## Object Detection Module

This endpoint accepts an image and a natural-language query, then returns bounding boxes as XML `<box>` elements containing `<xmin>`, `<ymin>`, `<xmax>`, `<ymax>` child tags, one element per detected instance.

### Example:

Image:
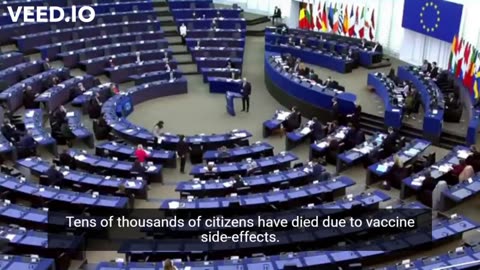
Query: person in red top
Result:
<box><xmin>134</xmin><ymin>144</ymin><xmax>149</xmax><ymax>163</ymax></box>
<box><xmin>110</xmin><ymin>84</ymin><xmax>119</xmax><ymax>95</ymax></box>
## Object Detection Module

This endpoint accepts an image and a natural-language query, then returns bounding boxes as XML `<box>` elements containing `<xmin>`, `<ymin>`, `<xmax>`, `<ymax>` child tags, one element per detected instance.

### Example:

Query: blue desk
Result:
<box><xmin>201</xmin><ymin>67</ymin><xmax>241</xmax><ymax>82</ymax></box>
<box><xmin>310</xmin><ymin>126</ymin><xmax>351</xmax><ymax>159</ymax></box>
<box><xmin>23</xmin><ymin>109</ymin><xmax>57</xmax><ymax>154</ymax></box>
<box><xmin>171</xmin><ymin>8</ymin><xmax>242</xmax><ymax>19</ymax></box>
<box><xmin>265</xmin><ymin>43</ymin><xmax>354</xmax><ymax>74</ymax></box>
<box><xmin>59</xmin><ymin>38</ymin><xmax>168</xmax><ymax>69</ymax></box>
<box><xmin>367</xmin><ymin>139</ymin><xmax>431</xmax><ymax>185</ymax></box>
<box><xmin>177</xmin><ymin>18</ymin><xmax>246</xmax><ymax>30</ymax></box>
<box><xmin>17</xmin><ymin>156</ymin><xmax>147</xmax><ymax>199</ymax></box>
<box><xmin>106</xmin><ymin>59</ymin><xmax>177</xmax><ymax>84</ymax></box>
<box><xmin>0</xmin><ymin>132</ymin><xmax>13</xmax><ymax>156</ymax></box>
<box><xmin>176</xmin><ymin>165</ymin><xmax>320</xmax><ymax>197</ymax></box>
<box><xmin>168</xmin><ymin>0</ymin><xmax>213</xmax><ymax>9</ymax></box>
<box><xmin>265</xmin><ymin>53</ymin><xmax>356</xmax><ymax>117</ymax></box>
<box><xmin>208</xmin><ymin>77</ymin><xmax>242</xmax><ymax>94</ymax></box>
<box><xmin>0</xmin><ymin>52</ymin><xmax>25</xmax><ymax>69</ymax></box>
<box><xmin>0</xmin><ymin>171</ymin><xmax>129</xmax><ymax>212</ymax></box>
<box><xmin>262</xmin><ymin>110</ymin><xmax>292</xmax><ymax>137</ymax></box>
<box><xmin>203</xmin><ymin>142</ymin><xmax>274</xmax><ymax>163</ymax></box>
<box><xmin>225</xmin><ymin>91</ymin><xmax>242</xmax><ymax>116</ymax></box>
<box><xmin>0</xmin><ymin>254</ymin><xmax>54</xmax><ymax>270</ymax></box>
<box><xmin>71</xmin><ymin>83</ymin><xmax>113</xmax><ymax>109</ymax></box>
<box><xmin>190</xmin><ymin>152</ymin><xmax>298</xmax><ymax>179</ymax></box>
<box><xmin>186</xmin><ymin>37</ymin><xmax>245</xmax><ymax>48</ymax></box>
<box><xmin>397</xmin><ymin>66</ymin><xmax>444</xmax><ymax>139</ymax></box>
<box><xmin>38</xmin><ymin>30</ymin><xmax>164</xmax><ymax>60</ymax></box>
<box><xmin>0</xmin><ymin>60</ymin><xmax>45</xmax><ymax>87</ymax></box>
<box><xmin>401</xmin><ymin>146</ymin><xmax>471</xmax><ymax>199</ymax></box>
<box><xmin>81</xmin><ymin>49</ymin><xmax>172</xmax><ymax>76</ymax></box>
<box><xmin>65</xmin><ymin>149</ymin><xmax>163</xmax><ymax>183</ymax></box>
<box><xmin>367</xmin><ymin>73</ymin><xmax>403</xmax><ymax>128</ymax></box>
<box><xmin>336</xmin><ymin>133</ymin><xmax>386</xmax><ymax>173</ymax></box>
<box><xmin>130</xmin><ymin>70</ymin><xmax>182</xmax><ymax>85</ymax></box>
<box><xmin>190</xmin><ymin>46</ymin><xmax>244</xmax><ymax>58</ymax></box>
<box><xmin>187</xmin><ymin>29</ymin><xmax>246</xmax><ymax>38</ymax></box>
<box><xmin>96</xmin><ymin>141</ymin><xmax>176</xmax><ymax>168</ymax></box>
<box><xmin>196</xmin><ymin>57</ymin><xmax>242</xmax><ymax>71</ymax></box>
<box><xmin>66</xmin><ymin>110</ymin><xmax>94</xmax><ymax>147</ymax></box>
<box><xmin>0</xmin><ymin>68</ymin><xmax>69</xmax><ymax>112</ymax></box>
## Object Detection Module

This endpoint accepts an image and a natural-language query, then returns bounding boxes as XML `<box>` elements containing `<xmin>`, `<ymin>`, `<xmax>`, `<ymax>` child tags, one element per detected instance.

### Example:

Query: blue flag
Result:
<box><xmin>402</xmin><ymin>0</ymin><xmax>463</xmax><ymax>42</ymax></box>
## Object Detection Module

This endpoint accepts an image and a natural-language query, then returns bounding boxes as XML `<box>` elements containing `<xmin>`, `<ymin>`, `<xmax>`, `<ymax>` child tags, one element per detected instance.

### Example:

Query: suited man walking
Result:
<box><xmin>241</xmin><ymin>77</ymin><xmax>251</xmax><ymax>112</ymax></box>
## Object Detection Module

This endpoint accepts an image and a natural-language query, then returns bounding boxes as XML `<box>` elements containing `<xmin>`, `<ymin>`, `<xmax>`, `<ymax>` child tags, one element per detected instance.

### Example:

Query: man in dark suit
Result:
<box><xmin>310</xmin><ymin>117</ymin><xmax>325</xmax><ymax>141</ymax></box>
<box><xmin>331</xmin><ymin>97</ymin><xmax>340</xmax><ymax>122</ymax></box>
<box><xmin>371</xmin><ymin>42</ymin><xmax>382</xmax><ymax>52</ymax></box>
<box><xmin>323</xmin><ymin>76</ymin><xmax>335</xmax><ymax>88</ymax></box>
<box><xmin>272</xmin><ymin>6</ymin><xmax>282</xmax><ymax>25</ymax></box>
<box><xmin>45</xmin><ymin>165</ymin><xmax>64</xmax><ymax>185</ymax></box>
<box><xmin>1</xmin><ymin>120</ymin><xmax>21</xmax><ymax>143</ymax></box>
<box><xmin>241</xmin><ymin>77</ymin><xmax>251</xmax><ymax>112</ymax></box>
<box><xmin>177</xmin><ymin>135</ymin><xmax>189</xmax><ymax>173</ymax></box>
<box><xmin>226</xmin><ymin>59</ymin><xmax>235</xmax><ymax>69</ymax></box>
<box><xmin>429</xmin><ymin>62</ymin><xmax>439</xmax><ymax>79</ymax></box>
<box><xmin>17</xmin><ymin>133</ymin><xmax>36</xmax><ymax>158</ymax></box>
<box><xmin>383</xmin><ymin>127</ymin><xmax>398</xmax><ymax>156</ymax></box>
<box><xmin>43</xmin><ymin>58</ymin><xmax>51</xmax><ymax>70</ymax></box>
<box><xmin>360</xmin><ymin>38</ymin><xmax>367</xmax><ymax>49</ymax></box>
<box><xmin>308</xmin><ymin>69</ymin><xmax>319</xmax><ymax>81</ymax></box>
<box><xmin>23</xmin><ymin>85</ymin><xmax>37</xmax><ymax>109</ymax></box>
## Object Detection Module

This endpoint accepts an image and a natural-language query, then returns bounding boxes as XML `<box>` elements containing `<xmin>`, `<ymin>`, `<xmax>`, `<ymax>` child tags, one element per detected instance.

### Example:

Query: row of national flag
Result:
<box><xmin>298</xmin><ymin>0</ymin><xmax>376</xmax><ymax>41</ymax></box>
<box><xmin>448</xmin><ymin>35</ymin><xmax>480</xmax><ymax>99</ymax></box>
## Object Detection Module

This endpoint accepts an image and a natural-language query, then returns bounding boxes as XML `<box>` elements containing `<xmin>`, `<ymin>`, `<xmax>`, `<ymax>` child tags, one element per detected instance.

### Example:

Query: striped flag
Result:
<box><xmin>343</xmin><ymin>4</ymin><xmax>349</xmax><ymax>35</ymax></box>
<box><xmin>474</xmin><ymin>57</ymin><xmax>480</xmax><ymax>99</ymax></box>
<box><xmin>338</xmin><ymin>4</ymin><xmax>344</xmax><ymax>34</ymax></box>
<box><xmin>448</xmin><ymin>35</ymin><xmax>457</xmax><ymax>72</ymax></box>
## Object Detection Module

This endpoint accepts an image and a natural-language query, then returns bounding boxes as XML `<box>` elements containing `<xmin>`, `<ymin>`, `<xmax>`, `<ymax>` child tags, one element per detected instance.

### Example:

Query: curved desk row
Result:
<box><xmin>176</xmin><ymin>165</ymin><xmax>321</xmax><ymax>197</ymax></box>
<box><xmin>176</xmin><ymin>18</ymin><xmax>246</xmax><ymax>30</ymax></box>
<box><xmin>0</xmin><ymin>254</ymin><xmax>54</xmax><ymax>270</ymax></box>
<box><xmin>401</xmin><ymin>146</ymin><xmax>471</xmax><ymax>199</ymax></box>
<box><xmin>96</xmin><ymin>141</ymin><xmax>176</xmax><ymax>168</ymax></box>
<box><xmin>203</xmin><ymin>141</ymin><xmax>274</xmax><ymax>163</ymax></box>
<box><xmin>397</xmin><ymin>66</ymin><xmax>444</xmax><ymax>140</ymax></box>
<box><xmin>81</xmin><ymin>49</ymin><xmax>172</xmax><ymax>76</ymax></box>
<box><xmin>161</xmin><ymin>175</ymin><xmax>354</xmax><ymax>212</ymax></box>
<box><xmin>310</xmin><ymin>126</ymin><xmax>351</xmax><ymax>159</ymax></box>
<box><xmin>0</xmin><ymin>60</ymin><xmax>44</xmax><ymax>87</ymax></box>
<box><xmin>130</xmin><ymin>70</ymin><xmax>183</xmax><ymax>85</ymax></box>
<box><xmin>36</xmin><ymin>75</ymin><xmax>99</xmax><ymax>113</ymax></box>
<box><xmin>186</xmin><ymin>37</ymin><xmax>245</xmax><ymax>48</ymax></box>
<box><xmin>187</xmin><ymin>29</ymin><xmax>246</xmax><ymax>39</ymax></box>
<box><xmin>59</xmin><ymin>38</ymin><xmax>168</xmax><ymax>69</ymax></box>
<box><xmin>0</xmin><ymin>172</ymin><xmax>129</xmax><ymax>213</ymax></box>
<box><xmin>190</xmin><ymin>152</ymin><xmax>298</xmax><ymax>179</ymax></box>
<box><xmin>201</xmin><ymin>68</ymin><xmax>240</xmax><ymax>82</ymax></box>
<box><xmin>71</xmin><ymin>83</ymin><xmax>113</xmax><ymax>108</ymax></box>
<box><xmin>65</xmin><ymin>111</ymin><xmax>94</xmax><ymax>147</ymax></box>
<box><xmin>264</xmin><ymin>52</ymin><xmax>356</xmax><ymax>121</ymax></box>
<box><xmin>38</xmin><ymin>30</ymin><xmax>164</xmax><ymax>61</ymax></box>
<box><xmin>0</xmin><ymin>51</ymin><xmax>25</xmax><ymax>69</ymax></box>
<box><xmin>0</xmin><ymin>68</ymin><xmax>70</xmax><ymax>112</ymax></box>
<box><xmin>367</xmin><ymin>73</ymin><xmax>403</xmax><ymax>128</ymax></box>
<box><xmin>190</xmin><ymin>46</ymin><xmax>244</xmax><ymax>58</ymax></box>
<box><xmin>195</xmin><ymin>57</ymin><xmax>242</xmax><ymax>71</ymax></box>
<box><xmin>17</xmin><ymin>156</ymin><xmax>147</xmax><ymax>199</ymax></box>
<box><xmin>15</xmin><ymin>20</ymin><xmax>161</xmax><ymax>54</ymax></box>
<box><xmin>24</xmin><ymin>109</ymin><xmax>57</xmax><ymax>154</ymax></box>
<box><xmin>171</xmin><ymin>8</ymin><xmax>242</xmax><ymax>19</ymax></box>
<box><xmin>168</xmin><ymin>0</ymin><xmax>212</xmax><ymax>9</ymax></box>
<box><xmin>336</xmin><ymin>133</ymin><xmax>386</xmax><ymax>173</ymax></box>
<box><xmin>106</xmin><ymin>59</ymin><xmax>177</xmax><ymax>84</ymax></box>
<box><xmin>367</xmin><ymin>139</ymin><xmax>431</xmax><ymax>185</ymax></box>
<box><xmin>265</xmin><ymin>43</ymin><xmax>353</xmax><ymax>74</ymax></box>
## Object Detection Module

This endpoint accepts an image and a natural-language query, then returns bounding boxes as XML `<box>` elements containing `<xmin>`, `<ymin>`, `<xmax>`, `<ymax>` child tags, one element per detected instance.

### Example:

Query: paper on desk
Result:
<box><xmin>66</xmin><ymin>112</ymin><xmax>74</xmax><ymax>117</ymax></box>
<box><xmin>25</xmin><ymin>123</ymin><xmax>34</xmax><ymax>129</ymax></box>
<box><xmin>192</xmin><ymin>184</ymin><xmax>202</xmax><ymax>189</ymax></box>
<box><xmin>62</xmin><ymin>171</ymin><xmax>69</xmax><ymax>176</ymax></box>
<box><xmin>276</xmin><ymin>111</ymin><xmax>291</xmax><ymax>121</ymax></box>
<box><xmin>317</xmin><ymin>141</ymin><xmax>328</xmax><ymax>148</ymax></box>
<box><xmin>75</xmin><ymin>155</ymin><xmax>87</xmax><ymax>161</ymax></box>
<box><xmin>223</xmin><ymin>182</ymin><xmax>233</xmax><ymax>188</ymax></box>
<box><xmin>126</xmin><ymin>181</ymin><xmax>136</xmax><ymax>187</ymax></box>
<box><xmin>300</xmin><ymin>127</ymin><xmax>311</xmax><ymax>135</ymax></box>
<box><xmin>25</xmin><ymin>111</ymin><xmax>34</xmax><ymax>118</ymax></box>
<box><xmin>411</xmin><ymin>181</ymin><xmax>422</xmax><ymax>187</ymax></box>
<box><xmin>404</xmin><ymin>148</ymin><xmax>420</xmax><ymax>157</ymax></box>
<box><xmin>438</xmin><ymin>164</ymin><xmax>451</xmax><ymax>173</ymax></box>
<box><xmin>5</xmin><ymin>234</ymin><xmax>16</xmax><ymax>241</ymax></box>
<box><xmin>146</xmin><ymin>166</ymin><xmax>157</xmax><ymax>172</ymax></box>
<box><xmin>335</xmin><ymin>132</ymin><xmax>345</xmax><ymax>139</ymax></box>
<box><xmin>232</xmin><ymin>132</ymin><xmax>247</xmax><ymax>138</ymax></box>
<box><xmin>168</xmin><ymin>201</ymin><xmax>180</xmax><ymax>209</ymax></box>
<box><xmin>376</xmin><ymin>164</ymin><xmax>388</xmax><ymax>173</ymax></box>
<box><xmin>457</xmin><ymin>150</ymin><xmax>471</xmax><ymax>159</ymax></box>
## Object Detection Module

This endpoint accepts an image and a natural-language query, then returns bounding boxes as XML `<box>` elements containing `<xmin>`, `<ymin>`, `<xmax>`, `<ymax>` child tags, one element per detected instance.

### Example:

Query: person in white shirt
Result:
<box><xmin>135</xmin><ymin>51</ymin><xmax>141</xmax><ymax>64</ymax></box>
<box><xmin>165</xmin><ymin>60</ymin><xmax>171</xmax><ymax>72</ymax></box>
<box><xmin>179</xmin><ymin>23</ymin><xmax>187</xmax><ymax>45</ymax></box>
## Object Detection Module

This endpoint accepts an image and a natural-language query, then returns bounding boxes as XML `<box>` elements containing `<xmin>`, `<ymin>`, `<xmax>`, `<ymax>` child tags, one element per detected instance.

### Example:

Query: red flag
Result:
<box><xmin>369</xmin><ymin>9</ymin><xmax>375</xmax><ymax>40</ymax></box>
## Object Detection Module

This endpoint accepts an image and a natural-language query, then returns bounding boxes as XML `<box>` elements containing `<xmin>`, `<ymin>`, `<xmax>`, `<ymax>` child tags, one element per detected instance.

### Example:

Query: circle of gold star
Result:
<box><xmin>419</xmin><ymin>1</ymin><xmax>440</xmax><ymax>32</ymax></box>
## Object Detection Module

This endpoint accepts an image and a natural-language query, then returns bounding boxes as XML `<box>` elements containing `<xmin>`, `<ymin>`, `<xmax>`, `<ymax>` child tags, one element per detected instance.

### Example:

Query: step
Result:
<box><xmin>153</xmin><ymin>0</ymin><xmax>167</xmax><ymax>8</ymax></box>
<box><xmin>174</xmin><ymin>54</ymin><xmax>193</xmax><ymax>63</ymax></box>
<box><xmin>246</xmin><ymin>16</ymin><xmax>271</xmax><ymax>26</ymax></box>
<box><xmin>170</xmin><ymin>44</ymin><xmax>188</xmax><ymax>53</ymax></box>
<box><xmin>177</xmin><ymin>63</ymin><xmax>199</xmax><ymax>74</ymax></box>
<box><xmin>159</xmin><ymin>19</ymin><xmax>176</xmax><ymax>26</ymax></box>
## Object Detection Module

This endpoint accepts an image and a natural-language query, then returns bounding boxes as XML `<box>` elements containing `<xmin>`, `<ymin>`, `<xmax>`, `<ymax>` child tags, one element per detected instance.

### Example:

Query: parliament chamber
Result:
<box><xmin>0</xmin><ymin>0</ymin><xmax>479</xmax><ymax>270</ymax></box>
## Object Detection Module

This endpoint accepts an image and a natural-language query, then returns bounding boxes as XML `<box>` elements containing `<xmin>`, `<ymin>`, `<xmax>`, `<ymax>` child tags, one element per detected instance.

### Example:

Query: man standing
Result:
<box><xmin>177</xmin><ymin>135</ymin><xmax>189</xmax><ymax>174</ymax></box>
<box><xmin>179</xmin><ymin>23</ymin><xmax>187</xmax><ymax>45</ymax></box>
<box><xmin>272</xmin><ymin>6</ymin><xmax>282</xmax><ymax>25</ymax></box>
<box><xmin>241</xmin><ymin>77</ymin><xmax>251</xmax><ymax>113</ymax></box>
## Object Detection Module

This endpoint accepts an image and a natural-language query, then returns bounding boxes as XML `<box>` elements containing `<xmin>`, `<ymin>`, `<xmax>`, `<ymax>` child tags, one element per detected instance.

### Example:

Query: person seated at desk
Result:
<box><xmin>272</xmin><ymin>6</ymin><xmax>282</xmax><ymax>25</ymax></box>
<box><xmin>283</xmin><ymin>106</ymin><xmax>301</xmax><ymax>133</ymax></box>
<box><xmin>363</xmin><ymin>141</ymin><xmax>380</xmax><ymax>168</ymax></box>
<box><xmin>311</xmin><ymin>158</ymin><xmax>330</xmax><ymax>181</ymax></box>
<box><xmin>308</xmin><ymin>69</ymin><xmax>319</xmax><ymax>82</ymax></box>
<box><xmin>131</xmin><ymin>160</ymin><xmax>146</xmax><ymax>179</ymax></box>
<box><xmin>94</xmin><ymin>115</ymin><xmax>110</xmax><ymax>140</ymax></box>
<box><xmin>153</xmin><ymin>120</ymin><xmax>164</xmax><ymax>138</ymax></box>
<box><xmin>49</xmin><ymin>76</ymin><xmax>60</xmax><ymax>88</ymax></box>
<box><xmin>164</xmin><ymin>259</ymin><xmax>178</xmax><ymax>270</ymax></box>
<box><xmin>59</xmin><ymin>149</ymin><xmax>76</xmax><ymax>169</ymax></box>
<box><xmin>428</xmin><ymin>61</ymin><xmax>439</xmax><ymax>79</ymax></box>
<box><xmin>59</xmin><ymin>120</ymin><xmax>74</xmax><ymax>147</ymax></box>
<box><xmin>387</xmin><ymin>68</ymin><xmax>399</xmax><ymax>84</ymax></box>
<box><xmin>165</xmin><ymin>60</ymin><xmax>172</xmax><ymax>72</ymax></box>
<box><xmin>292</xmin><ymin>58</ymin><xmax>302</xmax><ymax>73</ymax></box>
<box><xmin>421</xmin><ymin>59</ymin><xmax>431</xmax><ymax>73</ymax></box>
<box><xmin>88</xmin><ymin>92</ymin><xmax>102</xmax><ymax>119</ymax></box>
<box><xmin>310</xmin><ymin>117</ymin><xmax>325</xmax><ymax>141</ymax></box>
<box><xmin>322</xmin><ymin>76</ymin><xmax>335</xmax><ymax>89</ymax></box>
<box><xmin>192</xmin><ymin>12</ymin><xmax>197</xmax><ymax>18</ymax></box>
<box><xmin>211</xmin><ymin>18</ymin><xmax>218</xmax><ymax>30</ymax></box>
<box><xmin>276</xmin><ymin>23</ymin><xmax>288</xmax><ymax>35</ymax></box>
<box><xmin>346</xmin><ymin>48</ymin><xmax>359</xmax><ymax>63</ymax></box>
<box><xmin>384</xmin><ymin>155</ymin><xmax>408</xmax><ymax>189</ymax></box>
<box><xmin>1</xmin><ymin>120</ymin><xmax>21</xmax><ymax>143</ymax></box>
<box><xmin>43</xmin><ymin>57</ymin><xmax>51</xmax><ymax>70</ymax></box>
<box><xmin>217</xmin><ymin>145</ymin><xmax>230</xmax><ymax>159</ymax></box>
<box><xmin>347</xmin><ymin>105</ymin><xmax>362</xmax><ymax>124</ymax></box>
<box><xmin>23</xmin><ymin>85</ymin><xmax>38</xmax><ymax>109</ymax></box>
<box><xmin>232</xmin><ymin>174</ymin><xmax>247</xmax><ymax>188</ymax></box>
<box><xmin>344</xmin><ymin>123</ymin><xmax>357</xmax><ymax>150</ymax></box>
<box><xmin>110</xmin><ymin>83</ymin><xmax>120</xmax><ymax>95</ymax></box>
<box><xmin>135</xmin><ymin>144</ymin><xmax>150</xmax><ymax>164</ymax></box>
<box><xmin>360</xmin><ymin>38</ymin><xmax>368</xmax><ymax>49</ymax></box>
<box><xmin>286</xmin><ymin>37</ymin><xmax>295</xmax><ymax>47</ymax></box>
<box><xmin>16</xmin><ymin>133</ymin><xmax>36</xmax><ymax>158</ymax></box>
<box><xmin>135</xmin><ymin>51</ymin><xmax>142</xmax><ymax>64</ymax></box>
<box><xmin>204</xmin><ymin>163</ymin><xmax>218</xmax><ymax>179</ymax></box>
<box><xmin>45</xmin><ymin>165</ymin><xmax>63</xmax><ymax>186</ymax></box>
<box><xmin>330</xmin><ymin>97</ymin><xmax>341</xmax><ymax>123</ymax></box>
<box><xmin>51</xmin><ymin>105</ymin><xmax>67</xmax><ymax>130</ymax></box>
<box><xmin>226</xmin><ymin>59</ymin><xmax>235</xmax><ymax>69</ymax></box>
<box><xmin>383</xmin><ymin>127</ymin><xmax>398</xmax><ymax>156</ymax></box>
<box><xmin>179</xmin><ymin>23</ymin><xmax>187</xmax><ymax>45</ymax></box>
<box><xmin>71</xmin><ymin>82</ymin><xmax>86</xmax><ymax>99</ymax></box>
<box><xmin>298</xmin><ymin>63</ymin><xmax>309</xmax><ymax>77</ymax></box>
<box><xmin>326</xmin><ymin>120</ymin><xmax>339</xmax><ymax>134</ymax></box>
<box><xmin>177</xmin><ymin>135</ymin><xmax>189</xmax><ymax>174</ymax></box>
<box><xmin>297</xmin><ymin>38</ymin><xmax>306</xmax><ymax>47</ymax></box>
<box><xmin>108</xmin><ymin>57</ymin><xmax>115</xmax><ymax>68</ymax></box>
<box><xmin>404</xmin><ymin>89</ymin><xmax>416</xmax><ymax>120</ymax></box>
<box><xmin>371</xmin><ymin>41</ymin><xmax>382</xmax><ymax>52</ymax></box>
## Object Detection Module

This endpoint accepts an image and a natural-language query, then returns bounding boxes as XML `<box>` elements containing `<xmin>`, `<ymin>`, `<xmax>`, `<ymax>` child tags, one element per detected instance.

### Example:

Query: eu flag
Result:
<box><xmin>402</xmin><ymin>0</ymin><xmax>463</xmax><ymax>43</ymax></box>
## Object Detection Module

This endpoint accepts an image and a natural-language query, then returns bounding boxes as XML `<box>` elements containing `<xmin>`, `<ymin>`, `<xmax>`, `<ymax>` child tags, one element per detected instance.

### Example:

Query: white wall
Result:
<box><xmin>214</xmin><ymin>0</ymin><xmax>294</xmax><ymax>25</ymax></box>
